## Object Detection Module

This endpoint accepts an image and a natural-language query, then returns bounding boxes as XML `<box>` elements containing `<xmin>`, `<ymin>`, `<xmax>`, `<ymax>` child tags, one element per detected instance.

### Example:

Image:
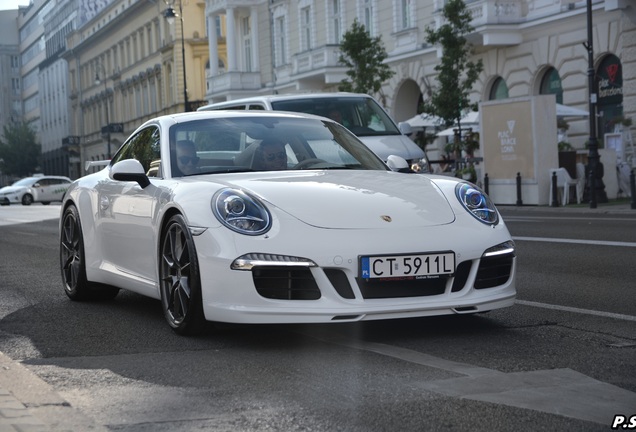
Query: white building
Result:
<box><xmin>204</xmin><ymin>0</ymin><xmax>634</xmax><ymax>154</ymax></box>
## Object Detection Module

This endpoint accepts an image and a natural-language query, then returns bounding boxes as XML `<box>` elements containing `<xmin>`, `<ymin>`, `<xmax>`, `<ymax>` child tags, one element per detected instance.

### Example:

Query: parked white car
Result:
<box><xmin>0</xmin><ymin>175</ymin><xmax>72</xmax><ymax>206</ymax></box>
<box><xmin>59</xmin><ymin>110</ymin><xmax>515</xmax><ymax>335</ymax></box>
<box><xmin>198</xmin><ymin>92</ymin><xmax>430</xmax><ymax>172</ymax></box>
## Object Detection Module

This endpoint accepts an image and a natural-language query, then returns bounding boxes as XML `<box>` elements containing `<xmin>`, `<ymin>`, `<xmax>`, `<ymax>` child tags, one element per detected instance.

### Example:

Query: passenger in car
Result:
<box><xmin>253</xmin><ymin>139</ymin><xmax>288</xmax><ymax>171</ymax></box>
<box><xmin>175</xmin><ymin>139</ymin><xmax>200</xmax><ymax>176</ymax></box>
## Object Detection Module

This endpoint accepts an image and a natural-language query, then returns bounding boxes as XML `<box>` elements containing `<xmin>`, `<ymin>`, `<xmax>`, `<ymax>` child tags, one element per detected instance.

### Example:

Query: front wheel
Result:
<box><xmin>21</xmin><ymin>194</ymin><xmax>33</xmax><ymax>205</ymax></box>
<box><xmin>60</xmin><ymin>205</ymin><xmax>119</xmax><ymax>301</ymax></box>
<box><xmin>159</xmin><ymin>214</ymin><xmax>206</xmax><ymax>335</ymax></box>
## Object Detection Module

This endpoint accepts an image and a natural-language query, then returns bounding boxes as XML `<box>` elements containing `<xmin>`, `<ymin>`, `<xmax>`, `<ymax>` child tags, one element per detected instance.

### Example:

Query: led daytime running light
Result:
<box><xmin>231</xmin><ymin>253</ymin><xmax>317</xmax><ymax>270</ymax></box>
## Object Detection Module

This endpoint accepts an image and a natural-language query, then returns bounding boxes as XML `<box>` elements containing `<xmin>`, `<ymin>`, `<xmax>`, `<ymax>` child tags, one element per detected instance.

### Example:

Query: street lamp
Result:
<box><xmin>94</xmin><ymin>65</ymin><xmax>111</xmax><ymax>158</ymax></box>
<box><xmin>164</xmin><ymin>0</ymin><xmax>190</xmax><ymax>112</ymax></box>
<box><xmin>583</xmin><ymin>0</ymin><xmax>608</xmax><ymax>207</ymax></box>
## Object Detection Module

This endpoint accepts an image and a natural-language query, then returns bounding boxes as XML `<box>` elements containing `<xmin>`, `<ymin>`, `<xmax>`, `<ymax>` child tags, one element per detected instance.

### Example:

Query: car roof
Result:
<box><xmin>198</xmin><ymin>92</ymin><xmax>373</xmax><ymax>110</ymax></box>
<box><xmin>151</xmin><ymin>109</ymin><xmax>333</xmax><ymax>124</ymax></box>
<box><xmin>24</xmin><ymin>175</ymin><xmax>71</xmax><ymax>180</ymax></box>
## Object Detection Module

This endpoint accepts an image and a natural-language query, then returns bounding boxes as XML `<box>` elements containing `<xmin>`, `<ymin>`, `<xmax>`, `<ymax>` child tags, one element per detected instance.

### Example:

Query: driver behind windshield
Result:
<box><xmin>253</xmin><ymin>139</ymin><xmax>288</xmax><ymax>171</ymax></box>
<box><xmin>175</xmin><ymin>139</ymin><xmax>200</xmax><ymax>176</ymax></box>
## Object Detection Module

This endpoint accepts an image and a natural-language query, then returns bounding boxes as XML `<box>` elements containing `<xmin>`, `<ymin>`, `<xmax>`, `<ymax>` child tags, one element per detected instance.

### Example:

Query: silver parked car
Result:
<box><xmin>0</xmin><ymin>175</ymin><xmax>72</xmax><ymax>206</ymax></box>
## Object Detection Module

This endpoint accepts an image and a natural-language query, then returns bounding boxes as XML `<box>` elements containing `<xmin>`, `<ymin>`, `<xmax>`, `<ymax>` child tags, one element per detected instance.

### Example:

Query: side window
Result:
<box><xmin>247</xmin><ymin>104</ymin><xmax>266</xmax><ymax>110</ymax></box>
<box><xmin>222</xmin><ymin>105</ymin><xmax>247</xmax><ymax>110</ymax></box>
<box><xmin>112</xmin><ymin>126</ymin><xmax>161</xmax><ymax>176</ymax></box>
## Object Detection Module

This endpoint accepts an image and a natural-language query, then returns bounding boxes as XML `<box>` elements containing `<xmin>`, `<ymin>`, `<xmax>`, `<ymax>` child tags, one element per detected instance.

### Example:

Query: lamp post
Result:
<box><xmin>583</xmin><ymin>0</ymin><xmax>608</xmax><ymax>207</ymax></box>
<box><xmin>584</xmin><ymin>0</ymin><xmax>599</xmax><ymax>208</ymax></box>
<box><xmin>164</xmin><ymin>0</ymin><xmax>190</xmax><ymax>112</ymax></box>
<box><xmin>94</xmin><ymin>64</ymin><xmax>111</xmax><ymax>159</ymax></box>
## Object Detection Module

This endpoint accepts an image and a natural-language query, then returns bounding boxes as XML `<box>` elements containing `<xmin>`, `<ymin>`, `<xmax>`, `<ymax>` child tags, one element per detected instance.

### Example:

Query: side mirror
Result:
<box><xmin>110</xmin><ymin>159</ymin><xmax>151</xmax><ymax>188</ymax></box>
<box><xmin>386</xmin><ymin>155</ymin><xmax>412</xmax><ymax>173</ymax></box>
<box><xmin>398</xmin><ymin>121</ymin><xmax>413</xmax><ymax>136</ymax></box>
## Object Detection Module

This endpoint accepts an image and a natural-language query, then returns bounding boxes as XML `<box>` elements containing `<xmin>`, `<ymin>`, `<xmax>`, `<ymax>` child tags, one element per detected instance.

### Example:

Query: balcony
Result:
<box><xmin>207</xmin><ymin>71</ymin><xmax>262</xmax><ymax>95</ymax></box>
<box><xmin>434</xmin><ymin>0</ymin><xmax>525</xmax><ymax>46</ymax></box>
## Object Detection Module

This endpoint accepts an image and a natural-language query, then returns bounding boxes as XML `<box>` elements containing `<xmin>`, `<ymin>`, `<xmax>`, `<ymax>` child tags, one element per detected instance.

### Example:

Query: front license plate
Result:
<box><xmin>360</xmin><ymin>252</ymin><xmax>455</xmax><ymax>280</ymax></box>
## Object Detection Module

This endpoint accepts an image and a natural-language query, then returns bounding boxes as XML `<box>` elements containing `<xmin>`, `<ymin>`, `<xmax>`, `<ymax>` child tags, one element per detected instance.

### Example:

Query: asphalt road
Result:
<box><xmin>0</xmin><ymin>203</ymin><xmax>635</xmax><ymax>431</ymax></box>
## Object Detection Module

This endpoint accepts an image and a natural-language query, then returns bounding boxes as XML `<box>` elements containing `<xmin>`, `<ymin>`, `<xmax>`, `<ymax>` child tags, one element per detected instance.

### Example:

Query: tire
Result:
<box><xmin>159</xmin><ymin>214</ymin><xmax>206</xmax><ymax>335</ymax></box>
<box><xmin>22</xmin><ymin>194</ymin><xmax>33</xmax><ymax>205</ymax></box>
<box><xmin>60</xmin><ymin>205</ymin><xmax>119</xmax><ymax>301</ymax></box>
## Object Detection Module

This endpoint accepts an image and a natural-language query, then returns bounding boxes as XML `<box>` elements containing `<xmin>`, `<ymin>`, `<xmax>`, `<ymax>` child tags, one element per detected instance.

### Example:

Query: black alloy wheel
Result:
<box><xmin>160</xmin><ymin>214</ymin><xmax>206</xmax><ymax>335</ymax></box>
<box><xmin>60</xmin><ymin>205</ymin><xmax>119</xmax><ymax>301</ymax></box>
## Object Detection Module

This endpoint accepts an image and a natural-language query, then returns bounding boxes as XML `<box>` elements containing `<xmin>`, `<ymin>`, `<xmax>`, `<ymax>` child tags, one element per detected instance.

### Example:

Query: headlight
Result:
<box><xmin>455</xmin><ymin>182</ymin><xmax>498</xmax><ymax>225</ymax></box>
<box><xmin>410</xmin><ymin>157</ymin><xmax>430</xmax><ymax>173</ymax></box>
<box><xmin>212</xmin><ymin>188</ymin><xmax>271</xmax><ymax>235</ymax></box>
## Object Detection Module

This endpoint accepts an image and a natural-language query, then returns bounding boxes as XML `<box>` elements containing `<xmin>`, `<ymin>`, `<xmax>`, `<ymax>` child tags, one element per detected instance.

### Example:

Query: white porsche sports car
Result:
<box><xmin>60</xmin><ymin>111</ymin><xmax>516</xmax><ymax>335</ymax></box>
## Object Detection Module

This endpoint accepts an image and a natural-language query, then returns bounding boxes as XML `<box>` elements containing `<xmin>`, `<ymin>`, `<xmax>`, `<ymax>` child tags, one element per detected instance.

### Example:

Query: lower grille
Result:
<box><xmin>252</xmin><ymin>267</ymin><xmax>321</xmax><ymax>300</ymax></box>
<box><xmin>474</xmin><ymin>254</ymin><xmax>514</xmax><ymax>289</ymax></box>
<box><xmin>451</xmin><ymin>261</ymin><xmax>472</xmax><ymax>292</ymax></box>
<box><xmin>324</xmin><ymin>269</ymin><xmax>355</xmax><ymax>299</ymax></box>
<box><xmin>355</xmin><ymin>277</ymin><xmax>447</xmax><ymax>299</ymax></box>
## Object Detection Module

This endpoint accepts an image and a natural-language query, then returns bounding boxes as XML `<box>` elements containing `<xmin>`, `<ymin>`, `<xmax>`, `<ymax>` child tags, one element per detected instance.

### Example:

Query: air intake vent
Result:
<box><xmin>252</xmin><ymin>267</ymin><xmax>320</xmax><ymax>300</ymax></box>
<box><xmin>324</xmin><ymin>269</ymin><xmax>355</xmax><ymax>299</ymax></box>
<box><xmin>474</xmin><ymin>254</ymin><xmax>514</xmax><ymax>289</ymax></box>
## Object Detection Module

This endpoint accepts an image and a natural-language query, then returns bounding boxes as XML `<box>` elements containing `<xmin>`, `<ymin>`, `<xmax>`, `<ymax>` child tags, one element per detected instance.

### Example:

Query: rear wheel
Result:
<box><xmin>160</xmin><ymin>214</ymin><xmax>206</xmax><ymax>335</ymax></box>
<box><xmin>60</xmin><ymin>205</ymin><xmax>119</xmax><ymax>301</ymax></box>
<box><xmin>21</xmin><ymin>194</ymin><xmax>33</xmax><ymax>205</ymax></box>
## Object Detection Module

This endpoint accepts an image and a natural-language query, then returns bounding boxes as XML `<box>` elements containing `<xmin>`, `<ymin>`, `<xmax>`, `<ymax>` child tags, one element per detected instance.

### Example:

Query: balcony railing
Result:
<box><xmin>465</xmin><ymin>0</ymin><xmax>525</xmax><ymax>26</ymax></box>
<box><xmin>207</xmin><ymin>71</ymin><xmax>262</xmax><ymax>94</ymax></box>
<box><xmin>292</xmin><ymin>45</ymin><xmax>341</xmax><ymax>76</ymax></box>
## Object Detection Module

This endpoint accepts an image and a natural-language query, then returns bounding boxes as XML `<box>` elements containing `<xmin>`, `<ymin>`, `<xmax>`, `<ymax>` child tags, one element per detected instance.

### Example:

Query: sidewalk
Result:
<box><xmin>0</xmin><ymin>352</ymin><xmax>108</xmax><ymax>432</ymax></box>
<box><xmin>497</xmin><ymin>198</ymin><xmax>636</xmax><ymax>215</ymax></box>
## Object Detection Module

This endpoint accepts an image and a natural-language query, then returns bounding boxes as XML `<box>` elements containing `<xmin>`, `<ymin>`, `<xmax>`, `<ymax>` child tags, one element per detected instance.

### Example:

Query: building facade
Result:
<box><xmin>5</xmin><ymin>0</ymin><xmax>634</xmax><ymax>179</ymax></box>
<box><xmin>62</xmin><ymin>0</ymin><xmax>210</xmax><ymax>176</ymax></box>
<box><xmin>204</xmin><ymin>0</ymin><xmax>634</xmax><ymax>154</ymax></box>
<box><xmin>0</xmin><ymin>10</ymin><xmax>21</xmax><ymax>135</ymax></box>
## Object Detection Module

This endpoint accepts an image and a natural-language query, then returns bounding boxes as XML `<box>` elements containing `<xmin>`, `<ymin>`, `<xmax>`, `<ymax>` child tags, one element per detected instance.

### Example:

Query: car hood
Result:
<box><xmin>358</xmin><ymin>135</ymin><xmax>426</xmax><ymax>161</ymax></box>
<box><xmin>214</xmin><ymin>170</ymin><xmax>455</xmax><ymax>229</ymax></box>
<box><xmin>0</xmin><ymin>186</ymin><xmax>26</xmax><ymax>194</ymax></box>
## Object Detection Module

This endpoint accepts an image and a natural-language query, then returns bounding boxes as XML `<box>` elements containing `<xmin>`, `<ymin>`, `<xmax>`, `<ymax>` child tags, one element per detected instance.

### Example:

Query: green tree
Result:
<box><xmin>338</xmin><ymin>19</ymin><xmax>394</xmax><ymax>95</ymax></box>
<box><xmin>0</xmin><ymin>121</ymin><xmax>41</xmax><ymax>177</ymax></box>
<box><xmin>421</xmin><ymin>0</ymin><xmax>483</xmax><ymax>137</ymax></box>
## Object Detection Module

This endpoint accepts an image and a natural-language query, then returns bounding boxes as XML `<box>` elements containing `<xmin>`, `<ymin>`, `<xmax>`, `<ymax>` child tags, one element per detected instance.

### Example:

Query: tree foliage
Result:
<box><xmin>421</xmin><ymin>0</ymin><xmax>483</xmax><ymax>130</ymax></box>
<box><xmin>0</xmin><ymin>121</ymin><xmax>41</xmax><ymax>177</ymax></box>
<box><xmin>338</xmin><ymin>19</ymin><xmax>395</xmax><ymax>95</ymax></box>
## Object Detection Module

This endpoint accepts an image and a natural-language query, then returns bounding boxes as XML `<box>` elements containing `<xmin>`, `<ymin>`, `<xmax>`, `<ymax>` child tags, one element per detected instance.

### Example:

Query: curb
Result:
<box><xmin>0</xmin><ymin>352</ymin><xmax>108</xmax><ymax>432</ymax></box>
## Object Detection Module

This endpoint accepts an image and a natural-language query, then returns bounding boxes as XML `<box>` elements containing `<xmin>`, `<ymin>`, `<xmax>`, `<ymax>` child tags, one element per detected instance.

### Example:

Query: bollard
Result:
<box><xmin>588</xmin><ymin>166</ymin><xmax>597</xmax><ymax>209</ymax></box>
<box><xmin>516</xmin><ymin>172</ymin><xmax>523</xmax><ymax>206</ymax></box>
<box><xmin>484</xmin><ymin>173</ymin><xmax>489</xmax><ymax>195</ymax></box>
<box><xmin>551</xmin><ymin>171</ymin><xmax>559</xmax><ymax>207</ymax></box>
<box><xmin>631</xmin><ymin>169</ymin><xmax>636</xmax><ymax>210</ymax></box>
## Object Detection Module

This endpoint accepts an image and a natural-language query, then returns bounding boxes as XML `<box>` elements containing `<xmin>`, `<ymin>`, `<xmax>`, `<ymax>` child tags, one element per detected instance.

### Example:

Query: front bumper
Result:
<box><xmin>193</xmin><ymin>215</ymin><xmax>516</xmax><ymax>324</ymax></box>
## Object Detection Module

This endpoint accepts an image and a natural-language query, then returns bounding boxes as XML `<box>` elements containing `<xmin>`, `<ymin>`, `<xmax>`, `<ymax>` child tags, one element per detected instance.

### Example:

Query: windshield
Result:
<box><xmin>12</xmin><ymin>178</ymin><xmax>37</xmax><ymax>187</ymax></box>
<box><xmin>270</xmin><ymin>97</ymin><xmax>401</xmax><ymax>137</ymax></box>
<box><xmin>169</xmin><ymin>116</ymin><xmax>389</xmax><ymax>176</ymax></box>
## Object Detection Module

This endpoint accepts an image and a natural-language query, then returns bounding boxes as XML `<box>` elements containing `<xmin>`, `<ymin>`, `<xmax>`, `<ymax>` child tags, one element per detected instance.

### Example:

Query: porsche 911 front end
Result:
<box><xmin>190</xmin><ymin>170</ymin><xmax>516</xmax><ymax>324</ymax></box>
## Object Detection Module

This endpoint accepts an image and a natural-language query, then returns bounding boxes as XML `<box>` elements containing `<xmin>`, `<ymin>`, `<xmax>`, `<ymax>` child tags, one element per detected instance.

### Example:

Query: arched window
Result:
<box><xmin>489</xmin><ymin>77</ymin><xmax>508</xmax><ymax>100</ymax></box>
<box><xmin>540</xmin><ymin>67</ymin><xmax>563</xmax><ymax>104</ymax></box>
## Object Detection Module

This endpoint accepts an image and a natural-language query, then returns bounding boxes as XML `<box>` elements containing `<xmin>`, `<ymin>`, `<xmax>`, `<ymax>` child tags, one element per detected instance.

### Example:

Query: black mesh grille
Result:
<box><xmin>252</xmin><ymin>267</ymin><xmax>321</xmax><ymax>300</ymax></box>
<box><xmin>355</xmin><ymin>277</ymin><xmax>447</xmax><ymax>299</ymax></box>
<box><xmin>451</xmin><ymin>261</ymin><xmax>472</xmax><ymax>292</ymax></box>
<box><xmin>324</xmin><ymin>269</ymin><xmax>355</xmax><ymax>299</ymax></box>
<box><xmin>474</xmin><ymin>254</ymin><xmax>514</xmax><ymax>289</ymax></box>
